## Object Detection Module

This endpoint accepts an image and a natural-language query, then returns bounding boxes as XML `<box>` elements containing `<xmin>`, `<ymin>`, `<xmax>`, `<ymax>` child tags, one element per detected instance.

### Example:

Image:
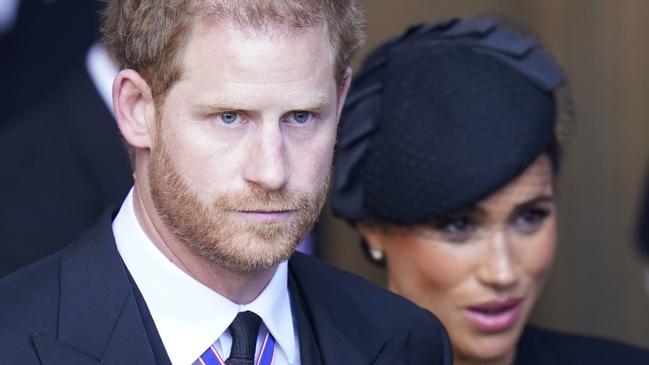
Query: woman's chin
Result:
<box><xmin>455</xmin><ymin>324</ymin><xmax>523</xmax><ymax>363</ymax></box>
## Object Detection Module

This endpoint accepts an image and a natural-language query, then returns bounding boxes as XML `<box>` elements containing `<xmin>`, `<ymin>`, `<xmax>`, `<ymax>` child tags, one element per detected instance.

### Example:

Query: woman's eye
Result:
<box><xmin>289</xmin><ymin>111</ymin><xmax>312</xmax><ymax>124</ymax></box>
<box><xmin>442</xmin><ymin>217</ymin><xmax>474</xmax><ymax>234</ymax></box>
<box><xmin>432</xmin><ymin>216</ymin><xmax>476</xmax><ymax>242</ymax></box>
<box><xmin>513</xmin><ymin>208</ymin><xmax>550</xmax><ymax>232</ymax></box>
<box><xmin>220</xmin><ymin>112</ymin><xmax>239</xmax><ymax>124</ymax></box>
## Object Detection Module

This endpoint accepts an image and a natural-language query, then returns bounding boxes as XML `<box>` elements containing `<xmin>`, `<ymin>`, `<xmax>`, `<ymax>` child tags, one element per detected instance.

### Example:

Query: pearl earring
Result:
<box><xmin>368</xmin><ymin>247</ymin><xmax>384</xmax><ymax>262</ymax></box>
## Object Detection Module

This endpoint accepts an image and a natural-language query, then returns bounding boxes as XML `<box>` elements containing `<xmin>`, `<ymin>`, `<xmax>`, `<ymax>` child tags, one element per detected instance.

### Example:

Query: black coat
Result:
<box><xmin>0</xmin><ymin>65</ymin><xmax>132</xmax><ymax>277</ymax></box>
<box><xmin>514</xmin><ymin>325</ymin><xmax>649</xmax><ymax>364</ymax></box>
<box><xmin>0</xmin><ymin>212</ymin><xmax>453</xmax><ymax>365</ymax></box>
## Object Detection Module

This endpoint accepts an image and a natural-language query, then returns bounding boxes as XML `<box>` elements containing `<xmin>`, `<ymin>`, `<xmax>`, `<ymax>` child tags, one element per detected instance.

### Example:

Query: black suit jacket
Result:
<box><xmin>0</xmin><ymin>212</ymin><xmax>452</xmax><ymax>365</ymax></box>
<box><xmin>0</xmin><ymin>64</ymin><xmax>132</xmax><ymax>277</ymax></box>
<box><xmin>514</xmin><ymin>326</ymin><xmax>649</xmax><ymax>364</ymax></box>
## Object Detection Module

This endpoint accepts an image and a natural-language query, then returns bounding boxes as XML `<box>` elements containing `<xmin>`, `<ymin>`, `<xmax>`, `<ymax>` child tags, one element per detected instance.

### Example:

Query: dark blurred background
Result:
<box><xmin>2</xmin><ymin>0</ymin><xmax>649</xmax><ymax>351</ymax></box>
<box><xmin>0</xmin><ymin>0</ymin><xmax>132</xmax><ymax>276</ymax></box>
<box><xmin>0</xmin><ymin>0</ymin><xmax>101</xmax><ymax>120</ymax></box>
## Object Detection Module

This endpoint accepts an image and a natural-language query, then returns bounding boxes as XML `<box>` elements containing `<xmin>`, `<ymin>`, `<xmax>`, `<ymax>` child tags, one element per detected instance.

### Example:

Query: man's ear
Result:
<box><xmin>113</xmin><ymin>69</ymin><xmax>156</xmax><ymax>149</ymax></box>
<box><xmin>335</xmin><ymin>67</ymin><xmax>353</xmax><ymax>121</ymax></box>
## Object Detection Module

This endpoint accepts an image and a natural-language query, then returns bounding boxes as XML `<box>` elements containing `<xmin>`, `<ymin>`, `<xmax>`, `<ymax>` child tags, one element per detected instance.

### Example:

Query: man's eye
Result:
<box><xmin>220</xmin><ymin>112</ymin><xmax>239</xmax><ymax>124</ymax></box>
<box><xmin>289</xmin><ymin>111</ymin><xmax>312</xmax><ymax>124</ymax></box>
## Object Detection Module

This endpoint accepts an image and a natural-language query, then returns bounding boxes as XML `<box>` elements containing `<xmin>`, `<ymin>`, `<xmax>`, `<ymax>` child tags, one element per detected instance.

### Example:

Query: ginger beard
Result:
<box><xmin>148</xmin><ymin>130</ymin><xmax>330</xmax><ymax>273</ymax></box>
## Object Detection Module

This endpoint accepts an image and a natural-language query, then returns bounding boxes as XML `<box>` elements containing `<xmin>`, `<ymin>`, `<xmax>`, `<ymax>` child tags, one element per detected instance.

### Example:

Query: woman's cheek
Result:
<box><xmin>386</xmin><ymin>237</ymin><xmax>475</xmax><ymax>309</ymax></box>
<box><xmin>520</xmin><ymin>221</ymin><xmax>557</xmax><ymax>282</ymax></box>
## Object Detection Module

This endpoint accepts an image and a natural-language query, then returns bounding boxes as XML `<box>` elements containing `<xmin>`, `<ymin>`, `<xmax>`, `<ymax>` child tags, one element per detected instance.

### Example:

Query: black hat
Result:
<box><xmin>332</xmin><ymin>18</ymin><xmax>566</xmax><ymax>224</ymax></box>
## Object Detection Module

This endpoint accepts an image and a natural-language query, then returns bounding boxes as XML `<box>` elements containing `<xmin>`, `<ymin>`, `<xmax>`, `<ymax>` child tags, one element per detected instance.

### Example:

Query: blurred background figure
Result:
<box><xmin>0</xmin><ymin>0</ymin><xmax>101</xmax><ymax>122</ymax></box>
<box><xmin>331</xmin><ymin>18</ymin><xmax>649</xmax><ymax>365</ymax></box>
<box><xmin>0</xmin><ymin>39</ymin><xmax>132</xmax><ymax>277</ymax></box>
<box><xmin>0</xmin><ymin>0</ymin><xmax>133</xmax><ymax>276</ymax></box>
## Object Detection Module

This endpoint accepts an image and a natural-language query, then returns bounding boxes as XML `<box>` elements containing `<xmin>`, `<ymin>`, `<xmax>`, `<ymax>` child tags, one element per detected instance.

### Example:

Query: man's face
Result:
<box><xmin>148</xmin><ymin>20</ymin><xmax>343</xmax><ymax>272</ymax></box>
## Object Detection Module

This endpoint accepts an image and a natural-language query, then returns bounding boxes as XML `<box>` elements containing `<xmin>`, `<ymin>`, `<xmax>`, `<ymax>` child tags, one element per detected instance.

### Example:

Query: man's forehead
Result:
<box><xmin>164</xmin><ymin>15</ymin><xmax>338</xmax><ymax>112</ymax></box>
<box><xmin>181</xmin><ymin>18</ymin><xmax>335</xmax><ymax>79</ymax></box>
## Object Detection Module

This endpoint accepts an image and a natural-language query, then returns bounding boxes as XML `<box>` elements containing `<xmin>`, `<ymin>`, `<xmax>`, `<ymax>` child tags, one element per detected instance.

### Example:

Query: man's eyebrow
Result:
<box><xmin>299</xmin><ymin>97</ymin><xmax>331</xmax><ymax>110</ymax></box>
<box><xmin>191</xmin><ymin>101</ymin><xmax>245</xmax><ymax>114</ymax></box>
<box><xmin>190</xmin><ymin>97</ymin><xmax>332</xmax><ymax>114</ymax></box>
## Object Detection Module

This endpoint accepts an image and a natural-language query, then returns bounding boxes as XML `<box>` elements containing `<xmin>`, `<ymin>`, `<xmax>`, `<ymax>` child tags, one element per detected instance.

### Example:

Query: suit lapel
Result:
<box><xmin>32</xmin><ymin>213</ymin><xmax>156</xmax><ymax>365</ymax></box>
<box><xmin>288</xmin><ymin>253</ymin><xmax>410</xmax><ymax>365</ymax></box>
<box><xmin>287</xmin><ymin>273</ymin><xmax>324</xmax><ymax>365</ymax></box>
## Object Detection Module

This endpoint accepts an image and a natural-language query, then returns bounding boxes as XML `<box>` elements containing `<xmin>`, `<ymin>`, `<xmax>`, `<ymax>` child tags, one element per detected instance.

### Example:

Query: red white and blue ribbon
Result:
<box><xmin>198</xmin><ymin>330</ymin><xmax>275</xmax><ymax>365</ymax></box>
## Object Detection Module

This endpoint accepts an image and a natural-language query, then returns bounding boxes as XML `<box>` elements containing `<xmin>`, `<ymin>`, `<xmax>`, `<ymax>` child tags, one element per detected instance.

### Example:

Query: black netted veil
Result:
<box><xmin>332</xmin><ymin>18</ymin><xmax>565</xmax><ymax>224</ymax></box>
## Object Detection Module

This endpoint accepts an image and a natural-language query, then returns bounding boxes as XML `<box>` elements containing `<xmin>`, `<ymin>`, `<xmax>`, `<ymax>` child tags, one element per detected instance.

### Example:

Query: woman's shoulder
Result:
<box><xmin>515</xmin><ymin>325</ymin><xmax>649</xmax><ymax>365</ymax></box>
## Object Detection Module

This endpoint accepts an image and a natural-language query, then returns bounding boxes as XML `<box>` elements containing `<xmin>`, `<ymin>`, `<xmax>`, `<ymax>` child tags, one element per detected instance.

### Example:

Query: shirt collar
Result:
<box><xmin>0</xmin><ymin>0</ymin><xmax>19</xmax><ymax>34</ymax></box>
<box><xmin>113</xmin><ymin>188</ymin><xmax>296</xmax><ymax>365</ymax></box>
<box><xmin>239</xmin><ymin>260</ymin><xmax>296</xmax><ymax>363</ymax></box>
<box><xmin>85</xmin><ymin>42</ymin><xmax>118</xmax><ymax>117</ymax></box>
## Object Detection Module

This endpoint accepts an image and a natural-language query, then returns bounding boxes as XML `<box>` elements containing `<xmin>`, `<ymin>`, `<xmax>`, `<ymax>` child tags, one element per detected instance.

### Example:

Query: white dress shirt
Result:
<box><xmin>85</xmin><ymin>42</ymin><xmax>118</xmax><ymax>116</ymax></box>
<box><xmin>0</xmin><ymin>0</ymin><xmax>19</xmax><ymax>34</ymax></box>
<box><xmin>113</xmin><ymin>188</ymin><xmax>300</xmax><ymax>365</ymax></box>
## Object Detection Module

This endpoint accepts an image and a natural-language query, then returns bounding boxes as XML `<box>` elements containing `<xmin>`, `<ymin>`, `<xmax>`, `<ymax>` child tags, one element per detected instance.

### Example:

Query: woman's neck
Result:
<box><xmin>455</xmin><ymin>348</ymin><xmax>516</xmax><ymax>365</ymax></box>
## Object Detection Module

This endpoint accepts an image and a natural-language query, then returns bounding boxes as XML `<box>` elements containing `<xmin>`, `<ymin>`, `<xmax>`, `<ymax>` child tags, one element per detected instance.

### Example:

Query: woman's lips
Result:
<box><xmin>464</xmin><ymin>298</ymin><xmax>523</xmax><ymax>333</ymax></box>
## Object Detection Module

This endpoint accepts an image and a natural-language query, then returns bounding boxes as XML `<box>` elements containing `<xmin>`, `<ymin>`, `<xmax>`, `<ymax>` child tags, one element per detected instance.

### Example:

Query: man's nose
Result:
<box><xmin>241</xmin><ymin>122</ymin><xmax>290</xmax><ymax>191</ymax></box>
<box><xmin>476</xmin><ymin>230</ymin><xmax>519</xmax><ymax>290</ymax></box>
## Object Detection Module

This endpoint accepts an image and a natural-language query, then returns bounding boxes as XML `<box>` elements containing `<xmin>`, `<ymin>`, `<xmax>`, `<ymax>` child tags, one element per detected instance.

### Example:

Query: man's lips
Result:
<box><xmin>234</xmin><ymin>210</ymin><xmax>295</xmax><ymax>222</ymax></box>
<box><xmin>464</xmin><ymin>298</ymin><xmax>523</xmax><ymax>333</ymax></box>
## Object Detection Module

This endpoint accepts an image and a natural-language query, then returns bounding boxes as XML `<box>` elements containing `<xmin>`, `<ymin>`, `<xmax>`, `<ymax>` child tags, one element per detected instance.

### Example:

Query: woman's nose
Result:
<box><xmin>476</xmin><ymin>230</ymin><xmax>519</xmax><ymax>290</ymax></box>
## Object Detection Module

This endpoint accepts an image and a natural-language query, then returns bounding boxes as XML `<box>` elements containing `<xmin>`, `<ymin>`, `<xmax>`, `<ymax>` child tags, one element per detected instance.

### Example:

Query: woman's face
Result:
<box><xmin>361</xmin><ymin>155</ymin><xmax>556</xmax><ymax>364</ymax></box>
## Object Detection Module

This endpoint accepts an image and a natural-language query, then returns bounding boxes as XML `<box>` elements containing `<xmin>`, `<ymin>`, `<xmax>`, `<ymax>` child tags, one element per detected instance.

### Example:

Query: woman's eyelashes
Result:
<box><xmin>510</xmin><ymin>206</ymin><xmax>552</xmax><ymax>234</ymax></box>
<box><xmin>427</xmin><ymin>202</ymin><xmax>553</xmax><ymax>242</ymax></box>
<box><xmin>433</xmin><ymin>214</ymin><xmax>477</xmax><ymax>243</ymax></box>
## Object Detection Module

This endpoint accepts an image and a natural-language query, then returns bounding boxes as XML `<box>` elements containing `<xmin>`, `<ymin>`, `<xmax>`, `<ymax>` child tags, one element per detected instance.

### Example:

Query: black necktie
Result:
<box><xmin>226</xmin><ymin>311</ymin><xmax>262</xmax><ymax>365</ymax></box>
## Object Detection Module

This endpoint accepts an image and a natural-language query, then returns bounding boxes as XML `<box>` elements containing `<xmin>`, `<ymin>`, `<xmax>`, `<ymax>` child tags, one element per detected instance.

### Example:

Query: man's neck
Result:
<box><xmin>131</xmin><ymin>182</ymin><xmax>276</xmax><ymax>304</ymax></box>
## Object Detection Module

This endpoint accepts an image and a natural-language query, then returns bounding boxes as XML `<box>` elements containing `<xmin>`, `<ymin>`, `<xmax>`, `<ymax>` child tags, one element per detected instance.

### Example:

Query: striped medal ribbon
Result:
<box><xmin>198</xmin><ymin>330</ymin><xmax>275</xmax><ymax>365</ymax></box>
